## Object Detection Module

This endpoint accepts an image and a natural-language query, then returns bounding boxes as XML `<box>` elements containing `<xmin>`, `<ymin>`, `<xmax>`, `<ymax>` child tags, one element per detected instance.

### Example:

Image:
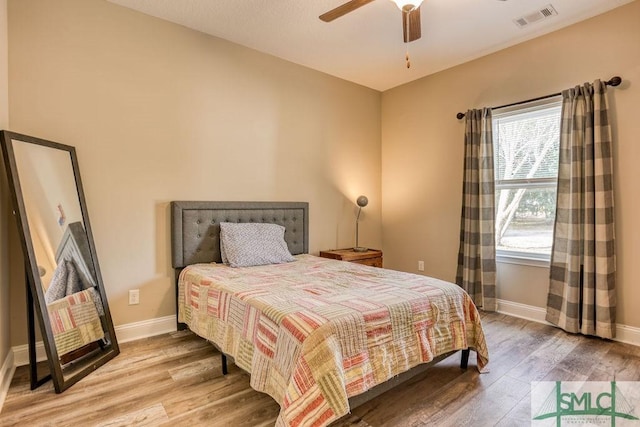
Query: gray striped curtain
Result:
<box><xmin>546</xmin><ymin>80</ymin><xmax>616</xmax><ymax>339</ymax></box>
<box><xmin>456</xmin><ymin>108</ymin><xmax>496</xmax><ymax>312</ymax></box>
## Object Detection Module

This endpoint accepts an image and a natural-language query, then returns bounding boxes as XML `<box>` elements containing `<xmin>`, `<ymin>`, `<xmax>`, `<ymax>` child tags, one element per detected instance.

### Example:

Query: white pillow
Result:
<box><xmin>219</xmin><ymin>222</ymin><xmax>296</xmax><ymax>267</ymax></box>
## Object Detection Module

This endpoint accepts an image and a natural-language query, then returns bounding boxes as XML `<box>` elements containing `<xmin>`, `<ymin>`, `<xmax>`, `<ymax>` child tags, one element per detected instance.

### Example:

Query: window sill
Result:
<box><xmin>496</xmin><ymin>253</ymin><xmax>550</xmax><ymax>268</ymax></box>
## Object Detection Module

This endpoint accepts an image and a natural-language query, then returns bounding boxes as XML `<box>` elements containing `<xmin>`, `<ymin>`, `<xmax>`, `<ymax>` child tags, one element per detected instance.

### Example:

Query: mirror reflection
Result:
<box><xmin>1</xmin><ymin>131</ymin><xmax>118</xmax><ymax>391</ymax></box>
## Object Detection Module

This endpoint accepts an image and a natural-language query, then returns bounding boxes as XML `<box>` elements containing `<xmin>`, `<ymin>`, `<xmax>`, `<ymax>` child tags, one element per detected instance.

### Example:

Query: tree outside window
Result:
<box><xmin>493</xmin><ymin>99</ymin><xmax>561</xmax><ymax>259</ymax></box>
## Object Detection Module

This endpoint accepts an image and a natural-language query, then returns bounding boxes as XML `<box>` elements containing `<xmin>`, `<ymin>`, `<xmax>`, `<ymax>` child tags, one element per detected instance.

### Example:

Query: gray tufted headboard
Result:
<box><xmin>171</xmin><ymin>201</ymin><xmax>309</xmax><ymax>269</ymax></box>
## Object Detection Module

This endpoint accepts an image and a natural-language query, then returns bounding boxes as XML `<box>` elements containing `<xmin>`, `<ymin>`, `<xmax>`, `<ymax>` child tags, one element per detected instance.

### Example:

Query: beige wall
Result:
<box><xmin>5</xmin><ymin>0</ymin><xmax>638</xmax><ymax>352</ymax></box>
<box><xmin>0</xmin><ymin>0</ymin><xmax>9</xmax><ymax>370</ymax></box>
<box><xmin>382</xmin><ymin>1</ymin><xmax>640</xmax><ymax>328</ymax></box>
<box><xmin>7</xmin><ymin>0</ymin><xmax>382</xmax><ymax>345</ymax></box>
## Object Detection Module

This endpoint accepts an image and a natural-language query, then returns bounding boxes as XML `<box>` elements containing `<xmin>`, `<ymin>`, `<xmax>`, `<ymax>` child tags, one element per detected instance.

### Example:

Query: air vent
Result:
<box><xmin>513</xmin><ymin>4</ymin><xmax>558</xmax><ymax>28</ymax></box>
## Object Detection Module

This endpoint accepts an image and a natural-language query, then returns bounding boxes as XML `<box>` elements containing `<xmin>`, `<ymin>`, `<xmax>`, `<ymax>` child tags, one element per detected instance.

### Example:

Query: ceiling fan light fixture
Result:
<box><xmin>391</xmin><ymin>0</ymin><xmax>423</xmax><ymax>11</ymax></box>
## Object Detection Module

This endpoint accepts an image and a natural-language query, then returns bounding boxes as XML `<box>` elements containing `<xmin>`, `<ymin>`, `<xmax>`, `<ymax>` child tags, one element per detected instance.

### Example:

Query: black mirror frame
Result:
<box><xmin>0</xmin><ymin>130</ymin><xmax>119</xmax><ymax>392</ymax></box>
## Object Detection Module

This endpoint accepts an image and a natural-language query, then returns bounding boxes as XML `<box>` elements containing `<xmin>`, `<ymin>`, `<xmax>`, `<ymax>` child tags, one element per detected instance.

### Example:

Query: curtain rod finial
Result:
<box><xmin>606</xmin><ymin>76</ymin><xmax>622</xmax><ymax>87</ymax></box>
<box><xmin>456</xmin><ymin>112</ymin><xmax>466</xmax><ymax>120</ymax></box>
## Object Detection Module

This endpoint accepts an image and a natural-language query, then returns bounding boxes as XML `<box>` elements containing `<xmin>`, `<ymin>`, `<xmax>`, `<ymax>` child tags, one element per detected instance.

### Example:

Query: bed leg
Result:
<box><xmin>460</xmin><ymin>348</ymin><xmax>470</xmax><ymax>369</ymax></box>
<box><xmin>221</xmin><ymin>353</ymin><xmax>228</xmax><ymax>375</ymax></box>
<box><xmin>175</xmin><ymin>268</ymin><xmax>187</xmax><ymax>332</ymax></box>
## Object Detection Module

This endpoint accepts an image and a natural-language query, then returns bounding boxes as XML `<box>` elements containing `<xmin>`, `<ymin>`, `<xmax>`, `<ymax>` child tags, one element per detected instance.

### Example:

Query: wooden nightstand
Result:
<box><xmin>319</xmin><ymin>248</ymin><xmax>383</xmax><ymax>268</ymax></box>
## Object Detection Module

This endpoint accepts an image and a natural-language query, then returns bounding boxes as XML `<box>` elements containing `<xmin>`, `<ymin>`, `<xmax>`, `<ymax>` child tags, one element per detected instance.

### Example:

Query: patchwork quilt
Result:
<box><xmin>178</xmin><ymin>254</ymin><xmax>489</xmax><ymax>427</ymax></box>
<box><xmin>47</xmin><ymin>288</ymin><xmax>104</xmax><ymax>358</ymax></box>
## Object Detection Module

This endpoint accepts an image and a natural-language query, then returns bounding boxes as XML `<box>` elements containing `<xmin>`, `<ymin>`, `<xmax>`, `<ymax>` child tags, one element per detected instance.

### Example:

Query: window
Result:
<box><xmin>493</xmin><ymin>98</ymin><xmax>561</xmax><ymax>262</ymax></box>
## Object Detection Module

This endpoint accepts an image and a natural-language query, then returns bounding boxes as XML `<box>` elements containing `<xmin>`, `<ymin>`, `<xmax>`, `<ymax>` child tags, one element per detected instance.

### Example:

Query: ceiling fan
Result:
<box><xmin>319</xmin><ymin>0</ymin><xmax>424</xmax><ymax>43</ymax></box>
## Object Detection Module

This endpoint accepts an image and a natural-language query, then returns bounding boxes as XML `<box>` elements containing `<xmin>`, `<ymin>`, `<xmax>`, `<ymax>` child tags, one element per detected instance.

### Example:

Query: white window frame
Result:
<box><xmin>492</xmin><ymin>96</ymin><xmax>562</xmax><ymax>267</ymax></box>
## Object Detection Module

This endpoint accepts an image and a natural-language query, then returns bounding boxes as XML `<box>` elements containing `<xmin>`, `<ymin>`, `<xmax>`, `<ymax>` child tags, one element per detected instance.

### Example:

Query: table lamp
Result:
<box><xmin>354</xmin><ymin>195</ymin><xmax>368</xmax><ymax>252</ymax></box>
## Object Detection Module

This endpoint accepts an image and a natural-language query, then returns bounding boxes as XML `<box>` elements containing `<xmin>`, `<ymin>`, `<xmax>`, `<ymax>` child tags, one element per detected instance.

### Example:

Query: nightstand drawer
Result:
<box><xmin>319</xmin><ymin>248</ymin><xmax>383</xmax><ymax>268</ymax></box>
<box><xmin>352</xmin><ymin>257</ymin><xmax>383</xmax><ymax>268</ymax></box>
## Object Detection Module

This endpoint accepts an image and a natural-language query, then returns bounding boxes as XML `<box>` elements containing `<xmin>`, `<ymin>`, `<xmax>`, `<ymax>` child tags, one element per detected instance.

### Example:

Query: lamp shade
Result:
<box><xmin>356</xmin><ymin>195</ymin><xmax>369</xmax><ymax>208</ymax></box>
<box><xmin>391</xmin><ymin>0</ymin><xmax>423</xmax><ymax>11</ymax></box>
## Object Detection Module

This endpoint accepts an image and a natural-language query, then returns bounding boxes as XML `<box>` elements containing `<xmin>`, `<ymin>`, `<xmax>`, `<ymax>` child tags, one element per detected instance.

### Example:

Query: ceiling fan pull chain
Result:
<box><xmin>405</xmin><ymin>11</ymin><xmax>411</xmax><ymax>68</ymax></box>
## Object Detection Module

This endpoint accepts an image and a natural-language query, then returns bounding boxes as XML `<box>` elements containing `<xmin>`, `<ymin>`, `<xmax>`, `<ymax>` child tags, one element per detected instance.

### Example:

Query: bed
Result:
<box><xmin>171</xmin><ymin>201</ymin><xmax>488</xmax><ymax>427</ymax></box>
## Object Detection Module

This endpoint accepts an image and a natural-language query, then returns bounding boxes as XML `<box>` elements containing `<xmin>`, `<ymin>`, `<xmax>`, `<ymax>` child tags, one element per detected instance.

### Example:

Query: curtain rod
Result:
<box><xmin>455</xmin><ymin>76</ymin><xmax>622</xmax><ymax>120</ymax></box>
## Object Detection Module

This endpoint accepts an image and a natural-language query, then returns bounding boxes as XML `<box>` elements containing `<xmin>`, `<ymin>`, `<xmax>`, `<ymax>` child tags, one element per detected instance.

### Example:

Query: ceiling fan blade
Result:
<box><xmin>402</xmin><ymin>6</ymin><xmax>422</xmax><ymax>42</ymax></box>
<box><xmin>319</xmin><ymin>0</ymin><xmax>376</xmax><ymax>22</ymax></box>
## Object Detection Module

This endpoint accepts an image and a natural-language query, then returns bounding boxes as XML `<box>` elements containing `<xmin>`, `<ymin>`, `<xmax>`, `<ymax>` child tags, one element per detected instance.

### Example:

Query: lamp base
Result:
<box><xmin>353</xmin><ymin>247</ymin><xmax>368</xmax><ymax>252</ymax></box>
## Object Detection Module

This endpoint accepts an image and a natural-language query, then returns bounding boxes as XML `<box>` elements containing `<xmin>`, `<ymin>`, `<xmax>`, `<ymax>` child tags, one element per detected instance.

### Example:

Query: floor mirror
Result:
<box><xmin>1</xmin><ymin>130</ymin><xmax>119</xmax><ymax>392</ymax></box>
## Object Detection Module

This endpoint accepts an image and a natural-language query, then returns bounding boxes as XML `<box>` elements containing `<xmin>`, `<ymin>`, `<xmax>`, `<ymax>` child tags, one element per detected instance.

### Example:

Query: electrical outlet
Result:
<box><xmin>418</xmin><ymin>260</ymin><xmax>424</xmax><ymax>271</ymax></box>
<box><xmin>129</xmin><ymin>289</ymin><xmax>140</xmax><ymax>305</ymax></box>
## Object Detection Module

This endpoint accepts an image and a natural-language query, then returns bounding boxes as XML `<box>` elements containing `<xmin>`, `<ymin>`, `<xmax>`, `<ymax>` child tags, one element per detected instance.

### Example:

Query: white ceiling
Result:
<box><xmin>106</xmin><ymin>0</ymin><xmax>634</xmax><ymax>91</ymax></box>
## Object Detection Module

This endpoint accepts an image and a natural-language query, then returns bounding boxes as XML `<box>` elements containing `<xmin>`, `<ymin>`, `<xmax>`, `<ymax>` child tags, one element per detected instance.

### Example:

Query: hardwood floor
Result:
<box><xmin>1</xmin><ymin>312</ymin><xmax>639</xmax><ymax>426</ymax></box>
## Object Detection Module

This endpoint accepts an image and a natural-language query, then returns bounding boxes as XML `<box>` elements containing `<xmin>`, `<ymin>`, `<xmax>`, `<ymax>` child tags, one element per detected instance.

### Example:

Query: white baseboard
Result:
<box><xmin>10</xmin><ymin>341</ymin><xmax>47</xmax><ymax>368</ymax></box>
<box><xmin>0</xmin><ymin>349</ymin><xmax>15</xmax><ymax>414</ymax></box>
<box><xmin>11</xmin><ymin>315</ymin><xmax>177</xmax><ymax>368</ymax></box>
<box><xmin>496</xmin><ymin>299</ymin><xmax>549</xmax><ymax>324</ymax></box>
<box><xmin>114</xmin><ymin>314</ymin><xmax>177</xmax><ymax>344</ymax></box>
<box><xmin>496</xmin><ymin>298</ymin><xmax>640</xmax><ymax>347</ymax></box>
<box><xmin>613</xmin><ymin>323</ymin><xmax>640</xmax><ymax>347</ymax></box>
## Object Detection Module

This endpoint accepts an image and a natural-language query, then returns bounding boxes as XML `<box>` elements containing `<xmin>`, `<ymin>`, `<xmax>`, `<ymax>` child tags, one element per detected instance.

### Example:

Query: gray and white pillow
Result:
<box><xmin>219</xmin><ymin>222</ymin><xmax>295</xmax><ymax>267</ymax></box>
